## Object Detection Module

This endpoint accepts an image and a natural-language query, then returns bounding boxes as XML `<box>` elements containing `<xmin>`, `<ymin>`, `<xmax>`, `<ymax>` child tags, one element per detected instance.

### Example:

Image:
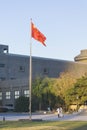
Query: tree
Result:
<box><xmin>32</xmin><ymin>77</ymin><xmax>57</xmax><ymax>111</ymax></box>
<box><xmin>32</xmin><ymin>77</ymin><xmax>44</xmax><ymax>110</ymax></box>
<box><xmin>40</xmin><ymin>77</ymin><xmax>57</xmax><ymax>110</ymax></box>
<box><xmin>15</xmin><ymin>96</ymin><xmax>29</xmax><ymax>112</ymax></box>
<box><xmin>65</xmin><ymin>74</ymin><xmax>87</xmax><ymax>108</ymax></box>
<box><xmin>32</xmin><ymin>72</ymin><xmax>77</xmax><ymax>111</ymax></box>
<box><xmin>52</xmin><ymin>72</ymin><xmax>77</xmax><ymax>100</ymax></box>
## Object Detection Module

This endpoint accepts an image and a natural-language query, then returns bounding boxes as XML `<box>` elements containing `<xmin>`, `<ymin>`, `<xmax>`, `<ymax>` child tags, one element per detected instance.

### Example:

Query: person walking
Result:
<box><xmin>59</xmin><ymin>107</ymin><xmax>63</xmax><ymax>117</ymax></box>
<box><xmin>57</xmin><ymin>107</ymin><xmax>60</xmax><ymax>118</ymax></box>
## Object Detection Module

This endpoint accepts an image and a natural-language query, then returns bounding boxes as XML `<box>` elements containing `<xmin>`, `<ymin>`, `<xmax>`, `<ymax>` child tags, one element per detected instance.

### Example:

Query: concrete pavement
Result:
<box><xmin>0</xmin><ymin>109</ymin><xmax>87</xmax><ymax>121</ymax></box>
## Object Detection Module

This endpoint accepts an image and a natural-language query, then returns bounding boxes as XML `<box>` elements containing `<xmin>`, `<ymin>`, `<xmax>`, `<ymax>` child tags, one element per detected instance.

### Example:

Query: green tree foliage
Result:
<box><xmin>54</xmin><ymin>72</ymin><xmax>76</xmax><ymax>96</ymax></box>
<box><xmin>15</xmin><ymin>96</ymin><xmax>29</xmax><ymax>112</ymax></box>
<box><xmin>52</xmin><ymin>72</ymin><xmax>77</xmax><ymax>108</ymax></box>
<box><xmin>32</xmin><ymin>77</ymin><xmax>44</xmax><ymax>110</ymax></box>
<box><xmin>32</xmin><ymin>72</ymin><xmax>84</xmax><ymax>111</ymax></box>
<box><xmin>14</xmin><ymin>73</ymin><xmax>87</xmax><ymax>112</ymax></box>
<box><xmin>65</xmin><ymin>75</ymin><xmax>87</xmax><ymax>107</ymax></box>
<box><xmin>32</xmin><ymin>77</ymin><xmax>58</xmax><ymax>111</ymax></box>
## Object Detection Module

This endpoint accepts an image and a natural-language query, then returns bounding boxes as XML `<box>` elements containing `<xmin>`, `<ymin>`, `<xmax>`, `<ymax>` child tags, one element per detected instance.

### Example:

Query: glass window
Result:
<box><xmin>0</xmin><ymin>77</ymin><xmax>6</xmax><ymax>81</ymax></box>
<box><xmin>3</xmin><ymin>48</ymin><xmax>8</xmax><ymax>53</ymax></box>
<box><xmin>15</xmin><ymin>91</ymin><xmax>19</xmax><ymax>99</ymax></box>
<box><xmin>0</xmin><ymin>92</ymin><xmax>2</xmax><ymax>100</ymax></box>
<box><xmin>24</xmin><ymin>90</ymin><xmax>29</xmax><ymax>97</ymax></box>
<box><xmin>6</xmin><ymin>91</ymin><xmax>10</xmax><ymax>99</ymax></box>
<box><xmin>43</xmin><ymin>68</ymin><xmax>49</xmax><ymax>74</ymax></box>
<box><xmin>19</xmin><ymin>66</ymin><xmax>25</xmax><ymax>72</ymax></box>
<box><xmin>0</xmin><ymin>63</ymin><xmax>5</xmax><ymax>67</ymax></box>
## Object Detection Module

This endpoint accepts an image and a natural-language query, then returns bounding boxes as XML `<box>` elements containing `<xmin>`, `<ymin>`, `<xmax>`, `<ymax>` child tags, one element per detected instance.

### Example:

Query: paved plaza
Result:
<box><xmin>0</xmin><ymin>109</ymin><xmax>87</xmax><ymax>121</ymax></box>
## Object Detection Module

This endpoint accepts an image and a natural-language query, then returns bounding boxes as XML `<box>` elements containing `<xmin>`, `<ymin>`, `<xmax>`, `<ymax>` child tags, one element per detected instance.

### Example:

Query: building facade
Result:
<box><xmin>0</xmin><ymin>44</ymin><xmax>87</xmax><ymax>109</ymax></box>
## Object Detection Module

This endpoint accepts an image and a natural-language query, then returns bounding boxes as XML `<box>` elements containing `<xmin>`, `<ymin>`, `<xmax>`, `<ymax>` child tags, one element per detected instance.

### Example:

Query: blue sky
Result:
<box><xmin>0</xmin><ymin>0</ymin><xmax>87</xmax><ymax>61</ymax></box>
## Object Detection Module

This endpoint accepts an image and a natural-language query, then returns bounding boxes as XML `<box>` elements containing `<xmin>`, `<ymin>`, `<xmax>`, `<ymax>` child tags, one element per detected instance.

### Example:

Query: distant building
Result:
<box><xmin>0</xmin><ymin>44</ymin><xmax>87</xmax><ymax>109</ymax></box>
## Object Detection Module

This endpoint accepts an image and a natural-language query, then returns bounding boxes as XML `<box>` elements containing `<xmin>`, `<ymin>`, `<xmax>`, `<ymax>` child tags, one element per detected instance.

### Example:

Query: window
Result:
<box><xmin>43</xmin><ymin>68</ymin><xmax>49</xmax><ymax>74</ymax></box>
<box><xmin>19</xmin><ymin>66</ymin><xmax>25</xmax><ymax>72</ymax></box>
<box><xmin>24</xmin><ymin>90</ymin><xmax>29</xmax><ymax>97</ymax></box>
<box><xmin>3</xmin><ymin>48</ymin><xmax>8</xmax><ymax>53</ymax></box>
<box><xmin>0</xmin><ymin>92</ymin><xmax>2</xmax><ymax>100</ymax></box>
<box><xmin>6</xmin><ymin>91</ymin><xmax>10</xmax><ymax>99</ymax></box>
<box><xmin>10</xmin><ymin>77</ymin><xmax>15</xmax><ymax>80</ymax></box>
<box><xmin>15</xmin><ymin>91</ymin><xmax>19</xmax><ymax>99</ymax></box>
<box><xmin>0</xmin><ymin>77</ymin><xmax>6</xmax><ymax>81</ymax></box>
<box><xmin>0</xmin><ymin>63</ymin><xmax>5</xmax><ymax>67</ymax></box>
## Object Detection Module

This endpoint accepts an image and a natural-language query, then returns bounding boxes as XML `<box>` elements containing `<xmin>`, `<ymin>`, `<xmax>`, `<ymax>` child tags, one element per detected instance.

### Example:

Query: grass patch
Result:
<box><xmin>0</xmin><ymin>120</ymin><xmax>87</xmax><ymax>130</ymax></box>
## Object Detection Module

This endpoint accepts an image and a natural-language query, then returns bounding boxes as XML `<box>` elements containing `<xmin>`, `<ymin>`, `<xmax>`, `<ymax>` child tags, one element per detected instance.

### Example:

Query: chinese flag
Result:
<box><xmin>31</xmin><ymin>22</ymin><xmax>46</xmax><ymax>46</ymax></box>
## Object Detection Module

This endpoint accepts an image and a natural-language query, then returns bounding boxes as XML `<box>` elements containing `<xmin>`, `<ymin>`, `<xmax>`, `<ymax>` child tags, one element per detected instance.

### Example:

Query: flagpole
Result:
<box><xmin>29</xmin><ymin>20</ymin><xmax>46</xmax><ymax>120</ymax></box>
<box><xmin>29</xmin><ymin>19</ymin><xmax>32</xmax><ymax>120</ymax></box>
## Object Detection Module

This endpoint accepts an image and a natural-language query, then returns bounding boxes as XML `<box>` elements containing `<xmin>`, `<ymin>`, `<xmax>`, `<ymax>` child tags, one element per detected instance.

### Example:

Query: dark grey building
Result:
<box><xmin>0</xmin><ymin>44</ymin><xmax>87</xmax><ymax>109</ymax></box>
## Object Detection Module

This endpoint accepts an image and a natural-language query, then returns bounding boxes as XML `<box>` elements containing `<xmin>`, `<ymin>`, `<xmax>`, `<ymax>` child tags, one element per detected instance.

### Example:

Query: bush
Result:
<box><xmin>14</xmin><ymin>96</ymin><xmax>29</xmax><ymax>112</ymax></box>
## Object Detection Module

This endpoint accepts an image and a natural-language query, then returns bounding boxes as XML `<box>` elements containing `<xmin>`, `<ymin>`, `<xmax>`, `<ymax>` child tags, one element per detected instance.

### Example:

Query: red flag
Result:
<box><xmin>31</xmin><ymin>22</ymin><xmax>46</xmax><ymax>46</ymax></box>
